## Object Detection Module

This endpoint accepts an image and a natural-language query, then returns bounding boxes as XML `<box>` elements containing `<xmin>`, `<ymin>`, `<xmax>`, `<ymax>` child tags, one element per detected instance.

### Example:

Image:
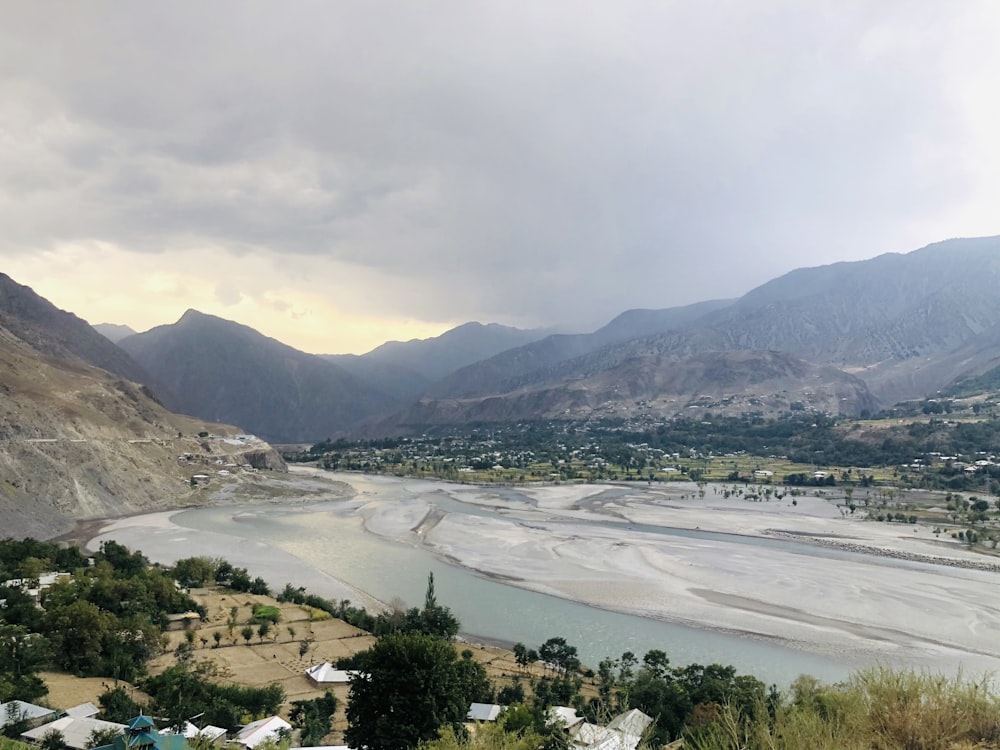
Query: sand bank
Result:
<box><xmin>84</xmin><ymin>470</ymin><xmax>1000</xmax><ymax>676</ymax></box>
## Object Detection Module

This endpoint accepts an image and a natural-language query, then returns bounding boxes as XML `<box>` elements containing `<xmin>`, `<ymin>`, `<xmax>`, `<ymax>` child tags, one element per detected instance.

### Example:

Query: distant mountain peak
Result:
<box><xmin>119</xmin><ymin>310</ymin><xmax>389</xmax><ymax>442</ymax></box>
<box><xmin>356</xmin><ymin>320</ymin><xmax>550</xmax><ymax>383</ymax></box>
<box><xmin>178</xmin><ymin>308</ymin><xmax>215</xmax><ymax>323</ymax></box>
<box><xmin>93</xmin><ymin>322</ymin><xmax>138</xmax><ymax>343</ymax></box>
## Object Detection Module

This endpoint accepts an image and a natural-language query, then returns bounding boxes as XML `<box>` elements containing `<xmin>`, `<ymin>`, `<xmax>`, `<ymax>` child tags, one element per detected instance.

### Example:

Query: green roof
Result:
<box><xmin>94</xmin><ymin>717</ymin><xmax>193</xmax><ymax>750</ymax></box>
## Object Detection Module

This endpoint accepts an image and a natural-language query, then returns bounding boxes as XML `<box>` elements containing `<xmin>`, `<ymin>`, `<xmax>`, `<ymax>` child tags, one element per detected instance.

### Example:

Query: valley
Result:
<box><xmin>7</xmin><ymin>239</ymin><xmax>1000</xmax><ymax>692</ymax></box>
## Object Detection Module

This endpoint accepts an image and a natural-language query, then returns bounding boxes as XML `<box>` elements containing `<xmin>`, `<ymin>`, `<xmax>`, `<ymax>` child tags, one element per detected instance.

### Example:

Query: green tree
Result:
<box><xmin>40</xmin><ymin>730</ymin><xmax>67</xmax><ymax>750</ymax></box>
<box><xmin>627</xmin><ymin>664</ymin><xmax>691</xmax><ymax>744</ymax></box>
<box><xmin>44</xmin><ymin>600</ymin><xmax>112</xmax><ymax>675</ymax></box>
<box><xmin>0</xmin><ymin>625</ymin><xmax>50</xmax><ymax>702</ymax></box>
<box><xmin>290</xmin><ymin>692</ymin><xmax>337</xmax><ymax>747</ymax></box>
<box><xmin>299</xmin><ymin>637</ymin><xmax>315</xmax><ymax>659</ymax></box>
<box><xmin>241</xmin><ymin>626</ymin><xmax>254</xmax><ymax>646</ymax></box>
<box><xmin>512</xmin><ymin>643</ymin><xmax>529</xmax><ymax>672</ymax></box>
<box><xmin>98</xmin><ymin>685</ymin><xmax>145</xmax><ymax>723</ymax></box>
<box><xmin>86</xmin><ymin>727</ymin><xmax>122</xmax><ymax>749</ymax></box>
<box><xmin>538</xmin><ymin>637</ymin><xmax>579</xmax><ymax>676</ymax></box>
<box><xmin>456</xmin><ymin>650</ymin><xmax>493</xmax><ymax>704</ymax></box>
<box><xmin>418</xmin><ymin>573</ymin><xmax>460</xmax><ymax>639</ymax></box>
<box><xmin>172</xmin><ymin>557</ymin><xmax>216</xmax><ymax>587</ymax></box>
<box><xmin>345</xmin><ymin>633</ymin><xmax>476</xmax><ymax>750</ymax></box>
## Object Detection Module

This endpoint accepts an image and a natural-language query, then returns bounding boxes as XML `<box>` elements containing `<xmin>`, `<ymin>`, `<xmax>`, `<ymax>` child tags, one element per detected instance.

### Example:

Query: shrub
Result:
<box><xmin>252</xmin><ymin>605</ymin><xmax>281</xmax><ymax>624</ymax></box>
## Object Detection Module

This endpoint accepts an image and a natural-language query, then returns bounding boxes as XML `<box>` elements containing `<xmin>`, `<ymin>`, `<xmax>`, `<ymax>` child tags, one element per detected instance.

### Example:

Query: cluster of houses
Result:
<box><xmin>467</xmin><ymin>702</ymin><xmax>655</xmax><ymax>750</ymax></box>
<box><xmin>3</xmin><ymin>640</ymin><xmax>656</xmax><ymax>750</ymax></box>
<box><xmin>1</xmin><ymin>572</ymin><xmax>71</xmax><ymax>604</ymax></box>
<box><xmin>1</xmin><ymin>700</ymin><xmax>293</xmax><ymax>750</ymax></box>
<box><xmin>303</xmin><ymin>663</ymin><xmax>659</xmax><ymax>750</ymax></box>
<box><xmin>3</xmin><ymin>663</ymin><xmax>659</xmax><ymax>750</ymax></box>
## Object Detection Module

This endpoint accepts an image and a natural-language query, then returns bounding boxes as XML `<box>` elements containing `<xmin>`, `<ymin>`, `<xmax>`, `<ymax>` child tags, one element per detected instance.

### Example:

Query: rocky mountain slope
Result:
<box><xmin>0</xmin><ymin>273</ymin><xmax>158</xmax><ymax>393</ymax></box>
<box><xmin>352</xmin><ymin>321</ymin><xmax>549</xmax><ymax>381</ymax></box>
<box><xmin>389</xmin><ymin>236</ymin><xmax>1000</xmax><ymax>430</ymax></box>
<box><xmin>323</xmin><ymin>321</ymin><xmax>549</xmax><ymax>401</ymax></box>
<box><xmin>119</xmin><ymin>310</ymin><xmax>391</xmax><ymax>443</ymax></box>
<box><xmin>377</xmin><ymin>350</ymin><xmax>877</xmax><ymax>432</ymax></box>
<box><xmin>100</xmin><ymin>235</ymin><xmax>1000</xmax><ymax>439</ymax></box>
<box><xmin>425</xmin><ymin>298</ymin><xmax>732</xmax><ymax>399</ymax></box>
<box><xmin>0</xmin><ymin>295</ymin><xmax>286</xmax><ymax>539</ymax></box>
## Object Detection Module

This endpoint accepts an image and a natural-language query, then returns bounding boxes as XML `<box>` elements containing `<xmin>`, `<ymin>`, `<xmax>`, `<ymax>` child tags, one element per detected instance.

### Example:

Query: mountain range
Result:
<box><xmin>8</xmin><ymin>235</ymin><xmax>1000</xmax><ymax>452</ymax></box>
<box><xmin>100</xmin><ymin>235</ymin><xmax>1000</xmax><ymax>440</ymax></box>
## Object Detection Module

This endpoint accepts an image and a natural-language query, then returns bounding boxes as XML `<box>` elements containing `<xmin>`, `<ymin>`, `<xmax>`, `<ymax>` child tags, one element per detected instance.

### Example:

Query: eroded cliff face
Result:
<box><xmin>0</xmin><ymin>327</ymin><xmax>286</xmax><ymax>539</ymax></box>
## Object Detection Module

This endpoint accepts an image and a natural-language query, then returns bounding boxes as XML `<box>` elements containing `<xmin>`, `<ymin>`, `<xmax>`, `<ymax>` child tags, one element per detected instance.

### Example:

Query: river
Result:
<box><xmin>89</xmin><ymin>468</ymin><xmax>1000</xmax><ymax>686</ymax></box>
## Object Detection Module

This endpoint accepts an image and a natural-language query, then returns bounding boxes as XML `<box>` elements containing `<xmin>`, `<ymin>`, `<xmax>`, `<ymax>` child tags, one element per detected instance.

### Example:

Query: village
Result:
<box><xmin>1</xmin><ymin>566</ymin><xmax>658</xmax><ymax>750</ymax></box>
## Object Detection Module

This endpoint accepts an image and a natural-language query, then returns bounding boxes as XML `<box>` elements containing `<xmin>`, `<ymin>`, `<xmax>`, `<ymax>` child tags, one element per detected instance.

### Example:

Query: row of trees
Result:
<box><xmin>277</xmin><ymin>573</ymin><xmax>459</xmax><ymax>640</ymax></box>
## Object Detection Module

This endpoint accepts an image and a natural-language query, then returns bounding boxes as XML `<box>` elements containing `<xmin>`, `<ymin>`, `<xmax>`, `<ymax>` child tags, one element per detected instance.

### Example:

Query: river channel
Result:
<box><xmin>158</xmin><ymin>470</ymin><xmax>865</xmax><ymax>685</ymax></box>
<box><xmin>90</xmin><ymin>469</ymin><xmax>1000</xmax><ymax>686</ymax></box>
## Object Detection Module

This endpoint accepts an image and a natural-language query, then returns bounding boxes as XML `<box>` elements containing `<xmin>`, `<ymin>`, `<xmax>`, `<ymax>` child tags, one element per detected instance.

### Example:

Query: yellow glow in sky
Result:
<box><xmin>5</xmin><ymin>243</ymin><xmax>454</xmax><ymax>355</ymax></box>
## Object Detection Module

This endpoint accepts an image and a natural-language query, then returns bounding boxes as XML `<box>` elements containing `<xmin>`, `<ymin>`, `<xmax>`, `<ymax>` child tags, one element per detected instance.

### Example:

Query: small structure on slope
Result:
<box><xmin>233</xmin><ymin>716</ymin><xmax>292</xmax><ymax>749</ymax></box>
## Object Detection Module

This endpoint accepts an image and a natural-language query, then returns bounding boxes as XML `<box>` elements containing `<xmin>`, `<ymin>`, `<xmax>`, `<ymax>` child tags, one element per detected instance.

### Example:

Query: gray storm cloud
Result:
<box><xmin>0</xmin><ymin>1</ymin><xmax>996</xmax><ymax>331</ymax></box>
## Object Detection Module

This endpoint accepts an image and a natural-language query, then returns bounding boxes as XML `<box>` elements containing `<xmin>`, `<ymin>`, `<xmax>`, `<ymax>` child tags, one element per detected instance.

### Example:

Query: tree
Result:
<box><xmin>456</xmin><ymin>650</ymin><xmax>493</xmax><ymax>704</ymax></box>
<box><xmin>0</xmin><ymin>625</ymin><xmax>50</xmax><ymax>702</ymax></box>
<box><xmin>86</xmin><ymin>727</ymin><xmax>122</xmax><ymax>749</ymax></box>
<box><xmin>241</xmin><ymin>626</ymin><xmax>254</xmax><ymax>646</ymax></box>
<box><xmin>98</xmin><ymin>685</ymin><xmax>145</xmax><ymax>723</ymax></box>
<box><xmin>172</xmin><ymin>557</ymin><xmax>217</xmax><ymax>587</ymax></box>
<box><xmin>40</xmin><ymin>730</ymin><xmax>67</xmax><ymax>750</ymax></box>
<box><xmin>229</xmin><ymin>568</ymin><xmax>252</xmax><ymax>592</ymax></box>
<box><xmin>44</xmin><ymin>600</ymin><xmax>112</xmax><ymax>675</ymax></box>
<box><xmin>512</xmin><ymin>643</ymin><xmax>529</xmax><ymax>672</ymax></box>
<box><xmin>290</xmin><ymin>692</ymin><xmax>337</xmax><ymax>747</ymax></box>
<box><xmin>418</xmin><ymin>573</ymin><xmax>460</xmax><ymax>639</ymax></box>
<box><xmin>345</xmin><ymin>633</ymin><xmax>474</xmax><ymax>750</ymax></box>
<box><xmin>538</xmin><ymin>637</ymin><xmax>579</xmax><ymax>676</ymax></box>
<box><xmin>496</xmin><ymin>679</ymin><xmax>525</xmax><ymax>705</ymax></box>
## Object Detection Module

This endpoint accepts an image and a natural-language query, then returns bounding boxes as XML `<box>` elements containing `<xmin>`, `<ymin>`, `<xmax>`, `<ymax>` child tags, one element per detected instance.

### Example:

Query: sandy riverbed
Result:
<box><xmin>85</xmin><ymin>470</ymin><xmax>1000</xmax><ymax>677</ymax></box>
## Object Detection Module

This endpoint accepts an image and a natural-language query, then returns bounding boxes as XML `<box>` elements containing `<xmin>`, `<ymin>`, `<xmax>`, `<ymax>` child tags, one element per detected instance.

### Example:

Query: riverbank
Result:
<box><xmin>79</xmin><ymin>469</ymin><xmax>1000</xmax><ymax>681</ymax></box>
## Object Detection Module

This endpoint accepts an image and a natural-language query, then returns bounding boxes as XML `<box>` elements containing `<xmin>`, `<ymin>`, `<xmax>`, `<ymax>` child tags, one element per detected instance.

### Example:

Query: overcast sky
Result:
<box><xmin>2</xmin><ymin>2</ymin><xmax>999</xmax><ymax>354</ymax></box>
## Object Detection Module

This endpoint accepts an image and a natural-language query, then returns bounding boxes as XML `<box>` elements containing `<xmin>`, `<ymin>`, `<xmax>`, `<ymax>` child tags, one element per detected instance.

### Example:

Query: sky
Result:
<box><xmin>2</xmin><ymin>2</ymin><xmax>999</xmax><ymax>355</ymax></box>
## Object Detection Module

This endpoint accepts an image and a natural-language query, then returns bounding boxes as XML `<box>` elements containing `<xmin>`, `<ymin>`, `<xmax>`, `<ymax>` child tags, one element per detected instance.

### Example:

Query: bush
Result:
<box><xmin>253</xmin><ymin>605</ymin><xmax>281</xmax><ymax>624</ymax></box>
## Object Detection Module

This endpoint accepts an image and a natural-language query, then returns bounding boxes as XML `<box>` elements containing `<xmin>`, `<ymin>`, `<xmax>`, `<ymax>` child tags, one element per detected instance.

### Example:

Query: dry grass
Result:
<box><xmin>686</xmin><ymin>667</ymin><xmax>1000</xmax><ymax>750</ymax></box>
<box><xmin>39</xmin><ymin>673</ymin><xmax>149</xmax><ymax>713</ymax></box>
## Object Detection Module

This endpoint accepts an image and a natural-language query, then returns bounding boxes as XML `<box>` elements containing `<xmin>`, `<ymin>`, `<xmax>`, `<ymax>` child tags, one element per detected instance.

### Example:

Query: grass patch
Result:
<box><xmin>686</xmin><ymin>667</ymin><xmax>1000</xmax><ymax>750</ymax></box>
<box><xmin>252</xmin><ymin>604</ymin><xmax>281</xmax><ymax>623</ymax></box>
<box><xmin>303</xmin><ymin>605</ymin><xmax>332</xmax><ymax>621</ymax></box>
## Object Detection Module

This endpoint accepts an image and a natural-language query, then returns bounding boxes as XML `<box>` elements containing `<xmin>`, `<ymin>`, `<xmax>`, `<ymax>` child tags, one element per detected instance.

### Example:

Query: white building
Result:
<box><xmin>305</xmin><ymin>662</ymin><xmax>359</xmax><ymax>686</ymax></box>
<box><xmin>233</xmin><ymin>716</ymin><xmax>292</xmax><ymax>749</ymax></box>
